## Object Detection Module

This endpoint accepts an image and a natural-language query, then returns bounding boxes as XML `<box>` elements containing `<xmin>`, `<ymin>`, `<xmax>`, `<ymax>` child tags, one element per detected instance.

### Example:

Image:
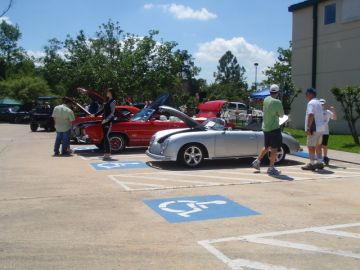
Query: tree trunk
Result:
<box><xmin>349</xmin><ymin>120</ymin><xmax>360</xmax><ymax>145</ymax></box>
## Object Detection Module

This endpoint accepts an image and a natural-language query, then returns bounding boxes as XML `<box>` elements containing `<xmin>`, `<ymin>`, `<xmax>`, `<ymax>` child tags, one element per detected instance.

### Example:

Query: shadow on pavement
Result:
<box><xmin>146</xmin><ymin>158</ymin><xmax>305</xmax><ymax>171</ymax></box>
<box><xmin>72</xmin><ymin>146</ymin><xmax>147</xmax><ymax>158</ymax></box>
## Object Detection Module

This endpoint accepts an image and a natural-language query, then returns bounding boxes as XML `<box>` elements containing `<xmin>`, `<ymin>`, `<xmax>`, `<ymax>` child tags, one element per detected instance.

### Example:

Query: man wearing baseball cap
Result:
<box><xmin>252</xmin><ymin>84</ymin><xmax>284</xmax><ymax>176</ymax></box>
<box><xmin>302</xmin><ymin>88</ymin><xmax>325</xmax><ymax>170</ymax></box>
<box><xmin>320</xmin><ymin>98</ymin><xmax>337</xmax><ymax>165</ymax></box>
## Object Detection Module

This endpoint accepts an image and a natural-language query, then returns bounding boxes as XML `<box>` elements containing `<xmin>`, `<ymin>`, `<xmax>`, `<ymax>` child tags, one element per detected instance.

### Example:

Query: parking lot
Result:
<box><xmin>1</xmin><ymin>123</ymin><xmax>360</xmax><ymax>270</ymax></box>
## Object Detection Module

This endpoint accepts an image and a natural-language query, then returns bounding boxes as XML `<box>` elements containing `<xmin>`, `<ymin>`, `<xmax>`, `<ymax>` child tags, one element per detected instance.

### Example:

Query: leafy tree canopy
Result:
<box><xmin>331</xmin><ymin>86</ymin><xmax>360</xmax><ymax>144</ymax></box>
<box><xmin>262</xmin><ymin>42</ymin><xmax>301</xmax><ymax>113</ymax></box>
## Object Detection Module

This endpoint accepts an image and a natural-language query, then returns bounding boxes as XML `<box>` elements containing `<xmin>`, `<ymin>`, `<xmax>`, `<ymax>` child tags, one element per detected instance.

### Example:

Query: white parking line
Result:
<box><xmin>199</xmin><ymin>222</ymin><xmax>360</xmax><ymax>270</ymax></box>
<box><xmin>163</xmin><ymin>171</ymin><xmax>259</xmax><ymax>181</ymax></box>
<box><xmin>105</xmin><ymin>165</ymin><xmax>360</xmax><ymax>191</ymax></box>
<box><xmin>123</xmin><ymin>173</ymin><xmax>222</xmax><ymax>185</ymax></box>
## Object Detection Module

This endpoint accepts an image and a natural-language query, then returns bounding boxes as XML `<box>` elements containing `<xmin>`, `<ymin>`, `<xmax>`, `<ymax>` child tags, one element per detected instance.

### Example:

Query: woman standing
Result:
<box><xmin>92</xmin><ymin>89</ymin><xmax>117</xmax><ymax>160</ymax></box>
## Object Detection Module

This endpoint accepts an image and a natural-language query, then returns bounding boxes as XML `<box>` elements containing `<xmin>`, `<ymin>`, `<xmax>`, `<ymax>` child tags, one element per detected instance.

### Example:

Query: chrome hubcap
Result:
<box><xmin>184</xmin><ymin>146</ymin><xmax>202</xmax><ymax>166</ymax></box>
<box><xmin>268</xmin><ymin>147</ymin><xmax>284</xmax><ymax>162</ymax></box>
<box><xmin>110</xmin><ymin>137</ymin><xmax>123</xmax><ymax>151</ymax></box>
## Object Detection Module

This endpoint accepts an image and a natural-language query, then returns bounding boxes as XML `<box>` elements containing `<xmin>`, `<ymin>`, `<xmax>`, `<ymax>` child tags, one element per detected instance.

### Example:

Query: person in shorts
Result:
<box><xmin>302</xmin><ymin>88</ymin><xmax>325</xmax><ymax>170</ymax></box>
<box><xmin>252</xmin><ymin>84</ymin><xmax>284</xmax><ymax>175</ymax></box>
<box><xmin>320</xmin><ymin>99</ymin><xmax>337</xmax><ymax>165</ymax></box>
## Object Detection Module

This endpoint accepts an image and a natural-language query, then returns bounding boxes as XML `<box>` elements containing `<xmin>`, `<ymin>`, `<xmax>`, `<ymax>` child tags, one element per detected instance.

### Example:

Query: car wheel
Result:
<box><xmin>178</xmin><ymin>144</ymin><xmax>204</xmax><ymax>168</ymax></box>
<box><xmin>265</xmin><ymin>145</ymin><xmax>287</xmax><ymax>164</ymax></box>
<box><xmin>109</xmin><ymin>134</ymin><xmax>126</xmax><ymax>153</ymax></box>
<box><xmin>30</xmin><ymin>122</ymin><xmax>38</xmax><ymax>132</ymax></box>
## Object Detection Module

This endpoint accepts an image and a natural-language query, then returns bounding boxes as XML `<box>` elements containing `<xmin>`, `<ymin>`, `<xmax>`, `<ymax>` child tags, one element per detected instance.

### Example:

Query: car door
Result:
<box><xmin>215</xmin><ymin>130</ymin><xmax>259</xmax><ymax>158</ymax></box>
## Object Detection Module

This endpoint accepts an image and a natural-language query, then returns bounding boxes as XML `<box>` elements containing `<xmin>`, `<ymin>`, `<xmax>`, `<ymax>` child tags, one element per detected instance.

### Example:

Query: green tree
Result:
<box><xmin>0</xmin><ymin>76</ymin><xmax>50</xmax><ymax>104</ymax></box>
<box><xmin>214</xmin><ymin>50</ymin><xmax>246</xmax><ymax>86</ymax></box>
<box><xmin>0</xmin><ymin>20</ymin><xmax>24</xmax><ymax>79</ymax></box>
<box><xmin>331</xmin><ymin>86</ymin><xmax>360</xmax><ymax>145</ymax></box>
<box><xmin>263</xmin><ymin>42</ymin><xmax>301</xmax><ymax>114</ymax></box>
<box><xmin>40</xmin><ymin>38</ymin><xmax>67</xmax><ymax>96</ymax></box>
<box><xmin>207</xmin><ymin>50</ymin><xmax>247</xmax><ymax>101</ymax></box>
<box><xmin>41</xmin><ymin>20</ymin><xmax>200</xmax><ymax>104</ymax></box>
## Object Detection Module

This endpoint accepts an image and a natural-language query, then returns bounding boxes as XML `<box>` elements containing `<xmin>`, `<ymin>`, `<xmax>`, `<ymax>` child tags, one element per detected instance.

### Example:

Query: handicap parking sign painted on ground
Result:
<box><xmin>72</xmin><ymin>146</ymin><xmax>99</xmax><ymax>152</ymax></box>
<box><xmin>91</xmin><ymin>161</ymin><xmax>149</xmax><ymax>171</ymax></box>
<box><xmin>144</xmin><ymin>195</ymin><xmax>259</xmax><ymax>223</ymax></box>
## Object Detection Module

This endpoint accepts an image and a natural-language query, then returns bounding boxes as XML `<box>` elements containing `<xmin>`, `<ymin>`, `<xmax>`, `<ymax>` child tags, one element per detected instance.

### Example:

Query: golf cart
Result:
<box><xmin>30</xmin><ymin>96</ymin><xmax>61</xmax><ymax>132</ymax></box>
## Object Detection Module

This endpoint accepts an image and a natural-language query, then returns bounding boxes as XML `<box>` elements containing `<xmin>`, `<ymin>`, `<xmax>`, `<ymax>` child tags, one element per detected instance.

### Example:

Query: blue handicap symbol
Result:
<box><xmin>144</xmin><ymin>195</ymin><xmax>259</xmax><ymax>223</ymax></box>
<box><xmin>72</xmin><ymin>145</ymin><xmax>99</xmax><ymax>152</ymax></box>
<box><xmin>91</xmin><ymin>161</ymin><xmax>148</xmax><ymax>171</ymax></box>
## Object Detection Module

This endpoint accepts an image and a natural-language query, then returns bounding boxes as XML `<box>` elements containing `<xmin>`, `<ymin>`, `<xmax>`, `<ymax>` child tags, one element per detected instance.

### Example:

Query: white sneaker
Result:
<box><xmin>251</xmin><ymin>159</ymin><xmax>261</xmax><ymax>171</ymax></box>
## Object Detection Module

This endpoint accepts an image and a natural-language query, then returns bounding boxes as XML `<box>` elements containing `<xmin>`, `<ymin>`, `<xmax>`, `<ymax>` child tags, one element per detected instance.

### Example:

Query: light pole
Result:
<box><xmin>254</xmin><ymin>63</ymin><xmax>259</xmax><ymax>90</ymax></box>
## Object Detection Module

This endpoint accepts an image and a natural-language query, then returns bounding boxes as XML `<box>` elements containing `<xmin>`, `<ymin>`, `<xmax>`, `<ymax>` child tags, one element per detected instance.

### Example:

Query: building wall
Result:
<box><xmin>290</xmin><ymin>0</ymin><xmax>360</xmax><ymax>134</ymax></box>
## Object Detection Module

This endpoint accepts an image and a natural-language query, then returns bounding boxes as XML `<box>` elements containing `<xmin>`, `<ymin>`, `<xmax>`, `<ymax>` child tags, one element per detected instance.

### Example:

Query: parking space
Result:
<box><xmin>1</xmin><ymin>124</ymin><xmax>360</xmax><ymax>270</ymax></box>
<box><xmin>199</xmin><ymin>222</ymin><xmax>360</xmax><ymax>270</ymax></box>
<box><xmin>107</xmin><ymin>164</ymin><xmax>360</xmax><ymax>191</ymax></box>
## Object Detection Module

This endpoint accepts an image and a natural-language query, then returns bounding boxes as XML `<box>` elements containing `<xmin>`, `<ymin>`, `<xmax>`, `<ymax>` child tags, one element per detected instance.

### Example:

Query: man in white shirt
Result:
<box><xmin>302</xmin><ymin>88</ymin><xmax>325</xmax><ymax>170</ymax></box>
<box><xmin>319</xmin><ymin>99</ymin><xmax>337</xmax><ymax>165</ymax></box>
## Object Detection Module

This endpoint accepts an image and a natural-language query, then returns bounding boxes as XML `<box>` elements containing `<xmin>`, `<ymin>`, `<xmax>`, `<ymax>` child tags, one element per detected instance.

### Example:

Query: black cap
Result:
<box><xmin>306</xmin><ymin>87</ymin><xmax>316</xmax><ymax>95</ymax></box>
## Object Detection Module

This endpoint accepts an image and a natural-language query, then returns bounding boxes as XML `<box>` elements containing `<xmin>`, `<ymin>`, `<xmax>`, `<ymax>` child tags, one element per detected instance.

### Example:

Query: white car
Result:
<box><xmin>222</xmin><ymin>102</ymin><xmax>263</xmax><ymax>121</ymax></box>
<box><xmin>146</xmin><ymin>106</ymin><xmax>301</xmax><ymax>168</ymax></box>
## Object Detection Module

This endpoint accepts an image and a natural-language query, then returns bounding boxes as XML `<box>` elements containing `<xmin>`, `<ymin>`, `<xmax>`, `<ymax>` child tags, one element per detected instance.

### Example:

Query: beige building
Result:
<box><xmin>289</xmin><ymin>0</ymin><xmax>360</xmax><ymax>133</ymax></box>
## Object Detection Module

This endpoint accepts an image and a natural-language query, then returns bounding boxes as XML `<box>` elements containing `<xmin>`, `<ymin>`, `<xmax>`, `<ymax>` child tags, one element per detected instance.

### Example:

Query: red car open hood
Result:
<box><xmin>77</xmin><ymin>88</ymin><xmax>106</xmax><ymax>103</ymax></box>
<box><xmin>64</xmin><ymin>97</ymin><xmax>90</xmax><ymax>115</ymax></box>
<box><xmin>196</xmin><ymin>100</ymin><xmax>227</xmax><ymax>118</ymax></box>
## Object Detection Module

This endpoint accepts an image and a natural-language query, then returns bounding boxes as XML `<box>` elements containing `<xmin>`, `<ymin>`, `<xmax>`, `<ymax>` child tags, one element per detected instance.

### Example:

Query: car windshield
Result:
<box><xmin>202</xmin><ymin>118</ymin><xmax>226</xmax><ymax>131</ymax></box>
<box><xmin>131</xmin><ymin>108</ymin><xmax>155</xmax><ymax>122</ymax></box>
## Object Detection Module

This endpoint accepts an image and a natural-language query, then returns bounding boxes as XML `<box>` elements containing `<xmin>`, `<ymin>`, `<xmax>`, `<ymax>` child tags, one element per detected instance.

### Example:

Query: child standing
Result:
<box><xmin>320</xmin><ymin>99</ymin><xmax>337</xmax><ymax>165</ymax></box>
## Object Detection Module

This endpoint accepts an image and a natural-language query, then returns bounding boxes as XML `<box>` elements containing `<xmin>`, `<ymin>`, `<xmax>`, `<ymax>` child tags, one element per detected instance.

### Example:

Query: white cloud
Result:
<box><xmin>0</xmin><ymin>16</ymin><xmax>12</xmax><ymax>24</ymax></box>
<box><xmin>195</xmin><ymin>37</ymin><xmax>276</xmax><ymax>85</ymax></box>
<box><xmin>144</xmin><ymin>3</ymin><xmax>217</xmax><ymax>21</ymax></box>
<box><xmin>143</xmin><ymin>3</ymin><xmax>154</xmax><ymax>10</ymax></box>
<box><xmin>27</xmin><ymin>50</ymin><xmax>45</xmax><ymax>59</ymax></box>
<box><xmin>26</xmin><ymin>50</ymin><xmax>45</xmax><ymax>67</ymax></box>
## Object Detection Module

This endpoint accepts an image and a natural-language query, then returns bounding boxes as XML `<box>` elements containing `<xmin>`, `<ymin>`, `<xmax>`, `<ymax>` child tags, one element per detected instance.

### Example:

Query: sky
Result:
<box><xmin>2</xmin><ymin>0</ymin><xmax>300</xmax><ymax>85</ymax></box>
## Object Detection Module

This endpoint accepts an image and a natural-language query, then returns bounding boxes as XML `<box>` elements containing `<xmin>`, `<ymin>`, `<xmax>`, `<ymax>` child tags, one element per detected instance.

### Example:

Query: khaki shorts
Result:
<box><xmin>307</xmin><ymin>132</ymin><xmax>323</xmax><ymax>147</ymax></box>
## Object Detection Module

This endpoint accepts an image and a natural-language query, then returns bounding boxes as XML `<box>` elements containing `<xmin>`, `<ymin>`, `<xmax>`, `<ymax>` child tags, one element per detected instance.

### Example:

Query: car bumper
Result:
<box><xmin>146</xmin><ymin>150</ymin><xmax>172</xmax><ymax>161</ymax></box>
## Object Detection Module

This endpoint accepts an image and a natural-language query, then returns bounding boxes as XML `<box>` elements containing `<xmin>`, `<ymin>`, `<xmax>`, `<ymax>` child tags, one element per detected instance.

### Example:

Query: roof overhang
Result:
<box><xmin>288</xmin><ymin>0</ymin><xmax>327</xmax><ymax>12</ymax></box>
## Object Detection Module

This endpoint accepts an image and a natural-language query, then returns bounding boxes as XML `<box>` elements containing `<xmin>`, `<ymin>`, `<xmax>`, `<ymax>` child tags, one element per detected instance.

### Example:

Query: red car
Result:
<box><xmin>196</xmin><ymin>100</ymin><xmax>227</xmax><ymax>118</ymax></box>
<box><xmin>82</xmin><ymin>93</ymin><xmax>190</xmax><ymax>152</ymax></box>
<box><xmin>70</xmin><ymin>88</ymin><xmax>140</xmax><ymax>143</ymax></box>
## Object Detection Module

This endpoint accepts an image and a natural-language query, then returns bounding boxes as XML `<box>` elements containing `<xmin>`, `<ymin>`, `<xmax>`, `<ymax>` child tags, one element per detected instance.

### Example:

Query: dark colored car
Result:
<box><xmin>29</xmin><ymin>96</ymin><xmax>61</xmax><ymax>132</ymax></box>
<box><xmin>0</xmin><ymin>106</ymin><xmax>30</xmax><ymax>123</ymax></box>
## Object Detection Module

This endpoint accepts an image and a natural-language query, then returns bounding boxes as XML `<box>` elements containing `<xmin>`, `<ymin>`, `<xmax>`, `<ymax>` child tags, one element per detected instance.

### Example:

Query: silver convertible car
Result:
<box><xmin>146</xmin><ymin>106</ymin><xmax>301</xmax><ymax>168</ymax></box>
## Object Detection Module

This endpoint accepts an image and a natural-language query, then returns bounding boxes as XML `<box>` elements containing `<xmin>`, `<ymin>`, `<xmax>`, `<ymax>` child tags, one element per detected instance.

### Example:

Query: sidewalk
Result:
<box><xmin>297</xmin><ymin>145</ymin><xmax>360</xmax><ymax>165</ymax></box>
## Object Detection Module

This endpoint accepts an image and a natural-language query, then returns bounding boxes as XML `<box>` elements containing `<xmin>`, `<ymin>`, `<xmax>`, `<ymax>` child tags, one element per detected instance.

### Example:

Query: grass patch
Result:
<box><xmin>284</xmin><ymin>128</ymin><xmax>360</xmax><ymax>154</ymax></box>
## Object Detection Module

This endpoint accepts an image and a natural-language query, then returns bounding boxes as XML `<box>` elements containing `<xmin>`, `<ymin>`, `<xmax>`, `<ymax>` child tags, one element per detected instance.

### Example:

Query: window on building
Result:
<box><xmin>324</xmin><ymin>4</ymin><xmax>336</xmax><ymax>25</ymax></box>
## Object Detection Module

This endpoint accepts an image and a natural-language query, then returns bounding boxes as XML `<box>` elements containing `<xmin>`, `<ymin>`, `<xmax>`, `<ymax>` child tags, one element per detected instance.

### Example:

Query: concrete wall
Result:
<box><xmin>290</xmin><ymin>0</ymin><xmax>360</xmax><ymax>134</ymax></box>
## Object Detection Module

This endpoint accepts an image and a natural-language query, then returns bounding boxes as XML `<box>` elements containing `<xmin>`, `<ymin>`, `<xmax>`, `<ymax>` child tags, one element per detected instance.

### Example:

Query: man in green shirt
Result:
<box><xmin>252</xmin><ymin>84</ymin><xmax>284</xmax><ymax>175</ymax></box>
<box><xmin>52</xmin><ymin>98</ymin><xmax>75</xmax><ymax>156</ymax></box>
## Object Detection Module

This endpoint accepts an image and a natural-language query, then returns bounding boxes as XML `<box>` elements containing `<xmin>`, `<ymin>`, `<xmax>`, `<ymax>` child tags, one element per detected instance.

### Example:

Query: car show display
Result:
<box><xmin>146</xmin><ymin>106</ymin><xmax>300</xmax><ymax>167</ymax></box>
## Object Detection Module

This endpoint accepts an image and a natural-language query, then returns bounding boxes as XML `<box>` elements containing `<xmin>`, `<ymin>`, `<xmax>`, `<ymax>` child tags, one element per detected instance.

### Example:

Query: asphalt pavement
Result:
<box><xmin>0</xmin><ymin>123</ymin><xmax>359</xmax><ymax>270</ymax></box>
